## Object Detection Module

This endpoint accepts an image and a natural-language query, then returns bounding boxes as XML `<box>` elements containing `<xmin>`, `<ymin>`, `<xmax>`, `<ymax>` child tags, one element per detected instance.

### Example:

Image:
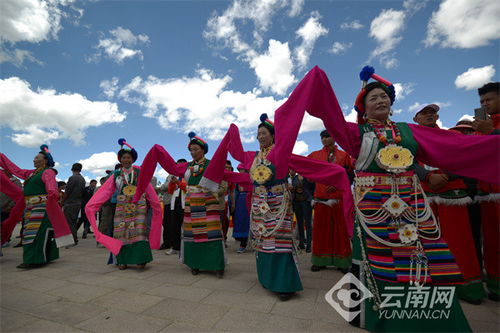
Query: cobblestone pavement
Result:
<box><xmin>1</xmin><ymin>228</ymin><xmax>499</xmax><ymax>332</ymax></box>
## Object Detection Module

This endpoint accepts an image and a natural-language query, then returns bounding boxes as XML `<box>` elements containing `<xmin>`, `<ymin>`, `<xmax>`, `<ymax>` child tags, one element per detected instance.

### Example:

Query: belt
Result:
<box><xmin>355</xmin><ymin>175</ymin><xmax>413</xmax><ymax>187</ymax></box>
<box><xmin>25</xmin><ymin>194</ymin><xmax>48</xmax><ymax>205</ymax></box>
<box><xmin>187</xmin><ymin>185</ymin><xmax>211</xmax><ymax>193</ymax></box>
<box><xmin>254</xmin><ymin>183</ymin><xmax>287</xmax><ymax>196</ymax></box>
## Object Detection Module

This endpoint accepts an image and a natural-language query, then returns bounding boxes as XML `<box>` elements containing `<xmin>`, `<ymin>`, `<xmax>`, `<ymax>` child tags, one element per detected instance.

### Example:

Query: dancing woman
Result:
<box><xmin>268</xmin><ymin>66</ymin><xmax>500</xmax><ymax>332</ymax></box>
<box><xmin>130</xmin><ymin>133</ymin><xmax>231</xmax><ymax>277</ymax></box>
<box><xmin>85</xmin><ymin>139</ymin><xmax>162</xmax><ymax>269</ymax></box>
<box><xmin>194</xmin><ymin>114</ymin><xmax>354</xmax><ymax>301</ymax></box>
<box><xmin>0</xmin><ymin>146</ymin><xmax>74</xmax><ymax>268</ymax></box>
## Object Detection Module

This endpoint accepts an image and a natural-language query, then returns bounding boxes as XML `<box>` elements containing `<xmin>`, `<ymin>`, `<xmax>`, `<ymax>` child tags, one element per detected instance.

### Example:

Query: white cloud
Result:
<box><xmin>90</xmin><ymin>27</ymin><xmax>150</xmax><ymax>64</ymax></box>
<box><xmin>294</xmin><ymin>12</ymin><xmax>328</xmax><ymax>69</ymax></box>
<box><xmin>0</xmin><ymin>0</ymin><xmax>82</xmax><ymax>66</ymax></box>
<box><xmin>329</xmin><ymin>42</ymin><xmax>352</xmax><ymax>55</ymax></box>
<box><xmin>78</xmin><ymin>152</ymin><xmax>118</xmax><ymax>177</ymax></box>
<box><xmin>0</xmin><ymin>77</ymin><xmax>126</xmax><ymax>147</ymax></box>
<box><xmin>393</xmin><ymin>82</ymin><xmax>415</xmax><ymax>100</ymax></box>
<box><xmin>368</xmin><ymin>0</ymin><xmax>427</xmax><ymax>68</ymax></box>
<box><xmin>454</xmin><ymin>65</ymin><xmax>496</xmax><ymax>90</ymax></box>
<box><xmin>0</xmin><ymin>0</ymin><xmax>64</xmax><ymax>43</ymax></box>
<box><xmin>289</xmin><ymin>0</ymin><xmax>304</xmax><ymax>17</ymax></box>
<box><xmin>436</xmin><ymin>119</ymin><xmax>448</xmax><ymax>130</ymax></box>
<box><xmin>408</xmin><ymin>101</ymin><xmax>452</xmax><ymax>113</ymax></box>
<box><xmin>154</xmin><ymin>167</ymin><xmax>169</xmax><ymax>183</ymax></box>
<box><xmin>0</xmin><ymin>47</ymin><xmax>42</xmax><ymax>67</ymax></box>
<box><xmin>250</xmin><ymin>40</ymin><xmax>295</xmax><ymax>95</ymax></box>
<box><xmin>118</xmin><ymin>68</ymin><xmax>286</xmax><ymax>141</ymax></box>
<box><xmin>292</xmin><ymin>140</ymin><xmax>309</xmax><ymax>155</ymax></box>
<box><xmin>392</xmin><ymin>108</ymin><xmax>403</xmax><ymax>114</ymax></box>
<box><xmin>369</xmin><ymin>9</ymin><xmax>406</xmax><ymax>68</ymax></box>
<box><xmin>203</xmin><ymin>0</ymin><xmax>313</xmax><ymax>94</ymax></box>
<box><xmin>100</xmin><ymin>77</ymin><xmax>120</xmax><ymax>99</ymax></box>
<box><xmin>403</xmin><ymin>0</ymin><xmax>429</xmax><ymax>13</ymax></box>
<box><xmin>299</xmin><ymin>113</ymin><xmax>324</xmax><ymax>134</ymax></box>
<box><xmin>425</xmin><ymin>0</ymin><xmax>500</xmax><ymax>48</ymax></box>
<box><xmin>340</xmin><ymin>20</ymin><xmax>364</xmax><ymax>30</ymax></box>
<box><xmin>344</xmin><ymin>109</ymin><xmax>358</xmax><ymax>123</ymax></box>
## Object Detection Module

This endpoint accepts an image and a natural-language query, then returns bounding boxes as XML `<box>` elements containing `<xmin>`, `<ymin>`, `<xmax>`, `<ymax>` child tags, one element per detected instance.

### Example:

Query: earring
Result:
<box><xmin>389</xmin><ymin>109</ymin><xmax>393</xmax><ymax>116</ymax></box>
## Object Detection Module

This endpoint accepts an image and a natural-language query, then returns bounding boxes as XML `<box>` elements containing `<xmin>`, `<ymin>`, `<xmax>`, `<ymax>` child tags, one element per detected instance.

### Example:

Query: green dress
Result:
<box><xmin>22</xmin><ymin>169</ymin><xmax>59</xmax><ymax>264</ymax></box>
<box><xmin>350</xmin><ymin>123</ymin><xmax>471</xmax><ymax>332</ymax></box>
<box><xmin>182</xmin><ymin>159</ymin><xmax>225</xmax><ymax>271</ymax></box>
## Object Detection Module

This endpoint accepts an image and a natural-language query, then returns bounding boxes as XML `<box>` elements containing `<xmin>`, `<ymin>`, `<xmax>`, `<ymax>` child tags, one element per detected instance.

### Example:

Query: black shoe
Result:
<box><xmin>306</xmin><ymin>246</ymin><xmax>311</xmax><ymax>253</ymax></box>
<box><xmin>488</xmin><ymin>292</ymin><xmax>499</xmax><ymax>302</ymax></box>
<box><xmin>159</xmin><ymin>244</ymin><xmax>167</xmax><ymax>250</ymax></box>
<box><xmin>311</xmin><ymin>265</ymin><xmax>325</xmax><ymax>272</ymax></box>
<box><xmin>82</xmin><ymin>234</ymin><xmax>87</xmax><ymax>239</ymax></box>
<box><xmin>88</xmin><ymin>231</ymin><xmax>94</xmax><ymax>234</ymax></box>
<box><xmin>191</xmin><ymin>268</ymin><xmax>199</xmax><ymax>275</ymax></box>
<box><xmin>216</xmin><ymin>270</ymin><xmax>224</xmax><ymax>279</ymax></box>
<box><xmin>13</xmin><ymin>242</ymin><xmax>23</xmax><ymax>248</ymax></box>
<box><xmin>298</xmin><ymin>243</ymin><xmax>305</xmax><ymax>250</ymax></box>
<box><xmin>277</xmin><ymin>292</ymin><xmax>293</xmax><ymax>301</ymax></box>
<box><xmin>17</xmin><ymin>263</ymin><xmax>45</xmax><ymax>269</ymax></box>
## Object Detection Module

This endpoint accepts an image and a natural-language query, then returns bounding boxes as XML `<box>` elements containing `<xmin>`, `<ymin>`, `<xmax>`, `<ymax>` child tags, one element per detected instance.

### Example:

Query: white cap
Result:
<box><xmin>415</xmin><ymin>104</ymin><xmax>440</xmax><ymax>116</ymax></box>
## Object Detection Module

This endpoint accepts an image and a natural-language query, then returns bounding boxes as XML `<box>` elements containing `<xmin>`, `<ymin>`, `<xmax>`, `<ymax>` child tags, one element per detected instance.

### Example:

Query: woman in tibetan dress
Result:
<box><xmin>85</xmin><ymin>139</ymin><xmax>162</xmax><ymax>269</ymax></box>
<box><xmin>129</xmin><ymin>133</ymin><xmax>227</xmax><ymax>277</ymax></box>
<box><xmin>0</xmin><ymin>145</ymin><xmax>74</xmax><ymax>268</ymax></box>
<box><xmin>268</xmin><ymin>66</ymin><xmax>500</xmax><ymax>332</ymax></box>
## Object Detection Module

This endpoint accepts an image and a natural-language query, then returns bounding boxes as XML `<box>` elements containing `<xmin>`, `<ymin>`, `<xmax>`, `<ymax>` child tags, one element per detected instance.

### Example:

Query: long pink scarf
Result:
<box><xmin>200</xmin><ymin>124</ymin><xmax>355</xmax><ymax>236</ymax></box>
<box><xmin>267</xmin><ymin>66</ymin><xmax>500</xmax><ymax>185</ymax></box>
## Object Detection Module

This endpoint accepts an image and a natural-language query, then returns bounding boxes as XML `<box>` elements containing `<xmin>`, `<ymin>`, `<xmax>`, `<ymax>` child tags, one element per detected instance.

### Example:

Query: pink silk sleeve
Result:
<box><xmin>201</xmin><ymin>124</ymin><xmax>254</xmax><ymax>191</ymax></box>
<box><xmin>223</xmin><ymin>170</ymin><xmax>252</xmax><ymax>187</ymax></box>
<box><xmin>409</xmin><ymin>124</ymin><xmax>500</xmax><ymax>184</ymax></box>
<box><xmin>289</xmin><ymin>154</ymin><xmax>354</xmax><ymax>236</ymax></box>
<box><xmin>0</xmin><ymin>171</ymin><xmax>25</xmax><ymax>244</ymax></box>
<box><xmin>85</xmin><ymin>175</ymin><xmax>123</xmax><ymax>255</ymax></box>
<box><xmin>0</xmin><ymin>153</ymin><xmax>34</xmax><ymax>180</ymax></box>
<box><xmin>145</xmin><ymin>183</ymin><xmax>162</xmax><ymax>250</ymax></box>
<box><xmin>267</xmin><ymin>66</ymin><xmax>361</xmax><ymax>178</ymax></box>
<box><xmin>41</xmin><ymin>169</ymin><xmax>74</xmax><ymax>247</ymax></box>
<box><xmin>133</xmin><ymin>145</ymin><xmax>188</xmax><ymax>202</ymax></box>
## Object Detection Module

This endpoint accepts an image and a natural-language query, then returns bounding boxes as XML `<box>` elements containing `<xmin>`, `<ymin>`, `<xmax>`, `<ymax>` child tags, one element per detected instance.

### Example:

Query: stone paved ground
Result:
<box><xmin>1</xmin><ymin>227</ymin><xmax>499</xmax><ymax>332</ymax></box>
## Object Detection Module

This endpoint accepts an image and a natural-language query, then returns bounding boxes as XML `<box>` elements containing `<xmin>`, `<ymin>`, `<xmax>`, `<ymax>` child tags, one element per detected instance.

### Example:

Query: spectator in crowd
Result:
<box><xmin>233</xmin><ymin>165</ymin><xmax>251</xmax><ymax>253</ymax></box>
<box><xmin>414</xmin><ymin>104</ymin><xmax>485</xmax><ymax>304</ymax></box>
<box><xmin>165</xmin><ymin>158</ymin><xmax>187</xmax><ymax>255</ymax></box>
<box><xmin>62</xmin><ymin>163</ymin><xmax>86</xmax><ymax>245</ymax></box>
<box><xmin>289</xmin><ymin>169</ymin><xmax>314</xmax><ymax>252</ymax></box>
<box><xmin>307</xmin><ymin>130</ymin><xmax>354</xmax><ymax>272</ymax></box>
<box><xmin>473</xmin><ymin>82</ymin><xmax>500</xmax><ymax>302</ymax></box>
<box><xmin>57</xmin><ymin>181</ymin><xmax>66</xmax><ymax>206</ymax></box>
<box><xmin>79</xmin><ymin>179</ymin><xmax>97</xmax><ymax>239</ymax></box>
<box><xmin>159</xmin><ymin>175</ymin><xmax>174</xmax><ymax>250</ymax></box>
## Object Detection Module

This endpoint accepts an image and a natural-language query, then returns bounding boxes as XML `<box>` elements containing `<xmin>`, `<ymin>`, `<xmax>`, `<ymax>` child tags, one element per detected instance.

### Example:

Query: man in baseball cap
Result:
<box><xmin>413</xmin><ymin>103</ymin><xmax>440</xmax><ymax>128</ymax></box>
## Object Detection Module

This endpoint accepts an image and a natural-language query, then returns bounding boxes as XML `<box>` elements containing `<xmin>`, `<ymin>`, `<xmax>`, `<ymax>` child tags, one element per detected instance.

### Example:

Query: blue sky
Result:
<box><xmin>1</xmin><ymin>0</ymin><xmax>499</xmax><ymax>183</ymax></box>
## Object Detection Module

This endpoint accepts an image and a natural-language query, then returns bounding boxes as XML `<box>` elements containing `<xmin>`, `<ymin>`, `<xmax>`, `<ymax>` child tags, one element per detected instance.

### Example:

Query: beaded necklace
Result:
<box><xmin>189</xmin><ymin>157</ymin><xmax>206</xmax><ymax>177</ymax></box>
<box><xmin>366</xmin><ymin>119</ymin><xmax>401</xmax><ymax>145</ymax></box>
<box><xmin>121</xmin><ymin>166</ymin><xmax>135</xmax><ymax>185</ymax></box>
